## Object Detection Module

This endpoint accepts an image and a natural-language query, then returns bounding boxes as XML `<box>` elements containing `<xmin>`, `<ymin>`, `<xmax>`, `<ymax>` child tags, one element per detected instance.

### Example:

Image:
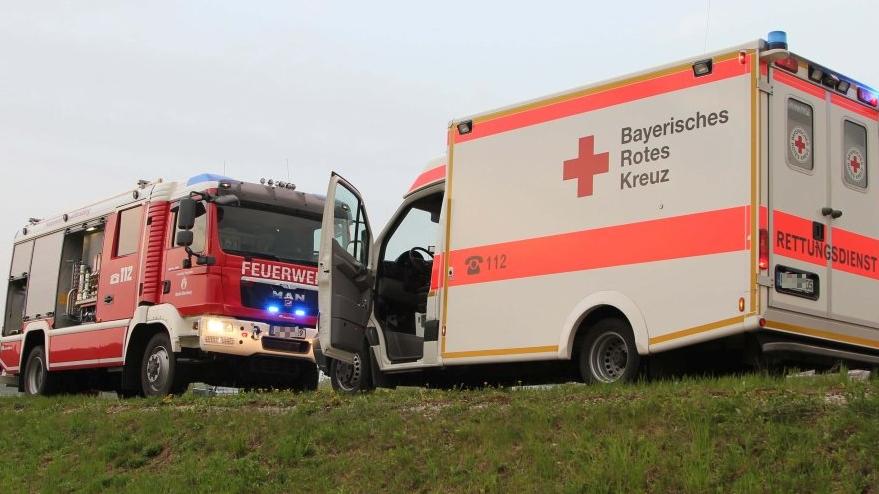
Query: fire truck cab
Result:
<box><xmin>317</xmin><ymin>32</ymin><xmax>879</xmax><ymax>391</ymax></box>
<box><xmin>1</xmin><ymin>174</ymin><xmax>324</xmax><ymax>396</ymax></box>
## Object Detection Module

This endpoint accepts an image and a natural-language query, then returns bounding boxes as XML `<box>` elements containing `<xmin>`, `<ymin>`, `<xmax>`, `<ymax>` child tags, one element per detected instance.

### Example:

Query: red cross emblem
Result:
<box><xmin>789</xmin><ymin>127</ymin><xmax>810</xmax><ymax>163</ymax></box>
<box><xmin>794</xmin><ymin>135</ymin><xmax>806</xmax><ymax>154</ymax></box>
<box><xmin>847</xmin><ymin>148</ymin><xmax>865</xmax><ymax>181</ymax></box>
<box><xmin>563</xmin><ymin>135</ymin><xmax>609</xmax><ymax>197</ymax></box>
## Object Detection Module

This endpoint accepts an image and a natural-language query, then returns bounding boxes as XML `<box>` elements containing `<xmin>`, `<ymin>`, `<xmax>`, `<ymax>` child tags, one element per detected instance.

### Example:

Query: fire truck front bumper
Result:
<box><xmin>197</xmin><ymin>316</ymin><xmax>317</xmax><ymax>362</ymax></box>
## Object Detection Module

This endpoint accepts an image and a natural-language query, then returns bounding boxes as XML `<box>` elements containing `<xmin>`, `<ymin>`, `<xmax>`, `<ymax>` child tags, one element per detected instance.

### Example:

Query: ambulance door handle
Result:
<box><xmin>103</xmin><ymin>295</ymin><xmax>114</xmax><ymax>304</ymax></box>
<box><xmin>821</xmin><ymin>207</ymin><xmax>843</xmax><ymax>219</ymax></box>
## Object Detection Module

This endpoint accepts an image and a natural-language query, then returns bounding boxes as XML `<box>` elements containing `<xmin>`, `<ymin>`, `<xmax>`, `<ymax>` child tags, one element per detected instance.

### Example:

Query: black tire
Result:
<box><xmin>140</xmin><ymin>333</ymin><xmax>184</xmax><ymax>397</ymax></box>
<box><xmin>22</xmin><ymin>346</ymin><xmax>57</xmax><ymax>396</ymax></box>
<box><xmin>577</xmin><ymin>317</ymin><xmax>641</xmax><ymax>384</ymax></box>
<box><xmin>329</xmin><ymin>344</ymin><xmax>374</xmax><ymax>394</ymax></box>
<box><xmin>295</xmin><ymin>363</ymin><xmax>319</xmax><ymax>391</ymax></box>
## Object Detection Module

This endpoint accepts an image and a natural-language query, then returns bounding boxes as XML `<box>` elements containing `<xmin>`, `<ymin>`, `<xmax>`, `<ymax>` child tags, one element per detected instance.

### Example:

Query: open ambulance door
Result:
<box><xmin>317</xmin><ymin>173</ymin><xmax>374</xmax><ymax>363</ymax></box>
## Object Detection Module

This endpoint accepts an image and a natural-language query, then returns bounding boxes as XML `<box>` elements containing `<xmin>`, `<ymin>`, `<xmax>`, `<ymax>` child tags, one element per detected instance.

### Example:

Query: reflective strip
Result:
<box><xmin>446</xmin><ymin>206</ymin><xmax>750</xmax><ymax>288</ymax></box>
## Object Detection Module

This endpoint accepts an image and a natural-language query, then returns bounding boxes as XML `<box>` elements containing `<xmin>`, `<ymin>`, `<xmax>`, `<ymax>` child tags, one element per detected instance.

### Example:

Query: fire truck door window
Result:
<box><xmin>787</xmin><ymin>98</ymin><xmax>814</xmax><ymax>171</ymax></box>
<box><xmin>171</xmin><ymin>204</ymin><xmax>206</xmax><ymax>252</ymax></box>
<box><xmin>24</xmin><ymin>231</ymin><xmax>65</xmax><ymax>320</ymax></box>
<box><xmin>4</xmin><ymin>240</ymin><xmax>33</xmax><ymax>335</ymax></box>
<box><xmin>9</xmin><ymin>241</ymin><xmax>33</xmax><ymax>279</ymax></box>
<box><xmin>115</xmin><ymin>206</ymin><xmax>143</xmax><ymax>257</ymax></box>
<box><xmin>842</xmin><ymin>120</ymin><xmax>868</xmax><ymax>189</ymax></box>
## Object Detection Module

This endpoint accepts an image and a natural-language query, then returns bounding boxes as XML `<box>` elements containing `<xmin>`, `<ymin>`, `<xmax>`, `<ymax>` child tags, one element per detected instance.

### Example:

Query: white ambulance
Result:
<box><xmin>316</xmin><ymin>32</ymin><xmax>879</xmax><ymax>391</ymax></box>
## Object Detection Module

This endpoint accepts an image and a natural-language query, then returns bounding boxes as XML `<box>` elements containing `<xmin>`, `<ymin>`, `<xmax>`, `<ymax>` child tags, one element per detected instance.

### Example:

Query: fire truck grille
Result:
<box><xmin>204</xmin><ymin>335</ymin><xmax>236</xmax><ymax>346</ymax></box>
<box><xmin>261</xmin><ymin>337</ymin><xmax>310</xmax><ymax>354</ymax></box>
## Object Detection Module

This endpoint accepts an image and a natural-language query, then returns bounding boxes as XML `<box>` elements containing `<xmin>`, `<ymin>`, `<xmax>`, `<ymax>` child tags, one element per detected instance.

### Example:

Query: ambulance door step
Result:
<box><xmin>762</xmin><ymin>341</ymin><xmax>879</xmax><ymax>366</ymax></box>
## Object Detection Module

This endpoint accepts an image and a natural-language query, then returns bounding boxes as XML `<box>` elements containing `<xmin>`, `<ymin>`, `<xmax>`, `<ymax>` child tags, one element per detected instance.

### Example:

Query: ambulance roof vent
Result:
<box><xmin>767</xmin><ymin>31</ymin><xmax>788</xmax><ymax>50</ymax></box>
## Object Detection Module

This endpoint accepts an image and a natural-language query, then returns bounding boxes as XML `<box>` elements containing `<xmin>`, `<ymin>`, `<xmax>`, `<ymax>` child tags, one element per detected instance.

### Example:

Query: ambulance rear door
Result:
<box><xmin>826</xmin><ymin>94</ymin><xmax>879</xmax><ymax>328</ymax></box>
<box><xmin>767</xmin><ymin>66</ymin><xmax>830</xmax><ymax>316</ymax></box>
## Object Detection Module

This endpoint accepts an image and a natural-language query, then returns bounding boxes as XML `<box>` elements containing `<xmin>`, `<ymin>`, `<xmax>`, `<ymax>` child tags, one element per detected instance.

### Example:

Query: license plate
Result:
<box><xmin>269</xmin><ymin>326</ymin><xmax>307</xmax><ymax>339</ymax></box>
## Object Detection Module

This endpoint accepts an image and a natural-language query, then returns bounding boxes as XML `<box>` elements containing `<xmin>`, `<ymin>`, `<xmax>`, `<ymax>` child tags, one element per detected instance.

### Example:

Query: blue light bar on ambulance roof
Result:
<box><xmin>858</xmin><ymin>87</ymin><xmax>879</xmax><ymax>107</ymax></box>
<box><xmin>186</xmin><ymin>173</ymin><xmax>237</xmax><ymax>186</ymax></box>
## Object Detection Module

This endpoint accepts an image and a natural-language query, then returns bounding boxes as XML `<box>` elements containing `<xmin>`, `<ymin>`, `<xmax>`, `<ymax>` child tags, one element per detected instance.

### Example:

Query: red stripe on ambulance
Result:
<box><xmin>455</xmin><ymin>56</ymin><xmax>751</xmax><ymax>144</ymax></box>
<box><xmin>447</xmin><ymin>206</ymin><xmax>749</xmax><ymax>287</ymax></box>
<box><xmin>773</xmin><ymin>209</ymin><xmax>879</xmax><ymax>279</ymax></box>
<box><xmin>408</xmin><ymin>165</ymin><xmax>446</xmax><ymax>194</ymax></box>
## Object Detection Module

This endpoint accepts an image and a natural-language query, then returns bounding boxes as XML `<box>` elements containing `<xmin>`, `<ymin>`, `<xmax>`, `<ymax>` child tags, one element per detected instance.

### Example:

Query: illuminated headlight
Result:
<box><xmin>203</xmin><ymin>317</ymin><xmax>235</xmax><ymax>334</ymax></box>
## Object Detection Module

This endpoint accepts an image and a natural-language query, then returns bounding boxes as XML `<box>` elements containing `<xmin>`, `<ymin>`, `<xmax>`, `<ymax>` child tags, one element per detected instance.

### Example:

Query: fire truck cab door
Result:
<box><xmin>768</xmin><ymin>68</ymin><xmax>830</xmax><ymax>317</ymax></box>
<box><xmin>97</xmin><ymin>204</ymin><xmax>145</xmax><ymax>323</ymax></box>
<box><xmin>317</xmin><ymin>173</ymin><xmax>374</xmax><ymax>363</ymax></box>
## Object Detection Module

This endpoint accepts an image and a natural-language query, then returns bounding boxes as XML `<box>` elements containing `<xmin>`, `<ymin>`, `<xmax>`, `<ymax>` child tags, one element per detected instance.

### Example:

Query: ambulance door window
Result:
<box><xmin>842</xmin><ymin>120</ymin><xmax>868</xmax><ymax>190</ymax></box>
<box><xmin>333</xmin><ymin>186</ymin><xmax>369</xmax><ymax>265</ymax></box>
<box><xmin>115</xmin><ymin>206</ymin><xmax>143</xmax><ymax>257</ymax></box>
<box><xmin>787</xmin><ymin>98</ymin><xmax>814</xmax><ymax>171</ymax></box>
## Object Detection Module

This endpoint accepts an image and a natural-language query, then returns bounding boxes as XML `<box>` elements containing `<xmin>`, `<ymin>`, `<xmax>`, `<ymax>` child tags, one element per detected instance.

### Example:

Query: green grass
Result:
<box><xmin>1</xmin><ymin>372</ymin><xmax>878</xmax><ymax>493</ymax></box>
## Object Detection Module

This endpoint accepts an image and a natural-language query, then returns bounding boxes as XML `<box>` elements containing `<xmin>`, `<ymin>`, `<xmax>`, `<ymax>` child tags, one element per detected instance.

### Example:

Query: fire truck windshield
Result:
<box><xmin>217</xmin><ymin>204</ymin><xmax>321</xmax><ymax>266</ymax></box>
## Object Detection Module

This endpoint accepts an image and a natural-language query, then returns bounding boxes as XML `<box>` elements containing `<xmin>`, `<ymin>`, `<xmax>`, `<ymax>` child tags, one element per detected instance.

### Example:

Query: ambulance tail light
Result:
<box><xmin>857</xmin><ymin>87</ymin><xmax>879</xmax><ymax>107</ymax></box>
<box><xmin>774</xmin><ymin>57</ymin><xmax>798</xmax><ymax>73</ymax></box>
<box><xmin>759</xmin><ymin>228</ymin><xmax>769</xmax><ymax>270</ymax></box>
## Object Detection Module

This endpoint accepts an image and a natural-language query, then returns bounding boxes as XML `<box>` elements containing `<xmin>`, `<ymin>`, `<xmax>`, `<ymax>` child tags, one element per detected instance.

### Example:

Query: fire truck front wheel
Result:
<box><xmin>140</xmin><ymin>333</ymin><xmax>186</xmax><ymax>397</ymax></box>
<box><xmin>578</xmin><ymin>318</ymin><xmax>641</xmax><ymax>384</ymax></box>
<box><xmin>22</xmin><ymin>346</ymin><xmax>57</xmax><ymax>396</ymax></box>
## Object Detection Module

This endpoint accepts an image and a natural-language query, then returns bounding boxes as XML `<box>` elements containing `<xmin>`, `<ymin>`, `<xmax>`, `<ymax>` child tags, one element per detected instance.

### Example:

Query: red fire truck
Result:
<box><xmin>0</xmin><ymin>174</ymin><xmax>324</xmax><ymax>396</ymax></box>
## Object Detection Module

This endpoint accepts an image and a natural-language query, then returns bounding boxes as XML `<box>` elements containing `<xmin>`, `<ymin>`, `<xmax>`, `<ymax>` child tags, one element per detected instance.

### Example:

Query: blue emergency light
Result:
<box><xmin>266</xmin><ymin>305</ymin><xmax>280</xmax><ymax>314</ymax></box>
<box><xmin>767</xmin><ymin>31</ymin><xmax>788</xmax><ymax>50</ymax></box>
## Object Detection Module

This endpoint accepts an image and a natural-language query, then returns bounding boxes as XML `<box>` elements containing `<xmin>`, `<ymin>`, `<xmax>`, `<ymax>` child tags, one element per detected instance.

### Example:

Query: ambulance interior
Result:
<box><xmin>374</xmin><ymin>193</ymin><xmax>442</xmax><ymax>362</ymax></box>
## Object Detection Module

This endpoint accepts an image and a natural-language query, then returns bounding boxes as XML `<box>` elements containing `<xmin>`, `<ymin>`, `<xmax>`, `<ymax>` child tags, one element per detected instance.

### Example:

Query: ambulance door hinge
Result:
<box><xmin>758</xmin><ymin>81</ymin><xmax>774</xmax><ymax>95</ymax></box>
<box><xmin>757</xmin><ymin>275</ymin><xmax>774</xmax><ymax>288</ymax></box>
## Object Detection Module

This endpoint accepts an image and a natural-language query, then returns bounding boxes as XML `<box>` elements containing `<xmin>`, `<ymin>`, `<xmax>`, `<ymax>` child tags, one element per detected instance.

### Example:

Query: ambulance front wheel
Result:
<box><xmin>330</xmin><ymin>345</ymin><xmax>374</xmax><ymax>394</ymax></box>
<box><xmin>578</xmin><ymin>318</ymin><xmax>641</xmax><ymax>384</ymax></box>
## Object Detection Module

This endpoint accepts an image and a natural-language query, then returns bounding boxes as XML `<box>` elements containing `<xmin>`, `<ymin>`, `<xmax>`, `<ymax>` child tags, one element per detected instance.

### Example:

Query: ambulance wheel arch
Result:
<box><xmin>558</xmin><ymin>291</ymin><xmax>649</xmax><ymax>359</ymax></box>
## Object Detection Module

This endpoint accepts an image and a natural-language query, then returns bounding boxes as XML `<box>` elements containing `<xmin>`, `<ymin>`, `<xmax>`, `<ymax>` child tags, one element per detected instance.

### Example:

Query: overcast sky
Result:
<box><xmin>1</xmin><ymin>1</ymin><xmax>876</xmax><ymax>305</ymax></box>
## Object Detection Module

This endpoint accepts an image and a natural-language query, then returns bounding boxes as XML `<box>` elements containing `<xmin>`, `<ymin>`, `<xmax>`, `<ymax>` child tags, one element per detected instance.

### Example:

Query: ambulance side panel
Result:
<box><xmin>442</xmin><ymin>53</ymin><xmax>756</xmax><ymax>363</ymax></box>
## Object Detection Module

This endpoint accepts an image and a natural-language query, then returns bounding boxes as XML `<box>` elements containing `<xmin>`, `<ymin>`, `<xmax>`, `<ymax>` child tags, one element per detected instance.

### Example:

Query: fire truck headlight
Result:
<box><xmin>204</xmin><ymin>317</ymin><xmax>234</xmax><ymax>334</ymax></box>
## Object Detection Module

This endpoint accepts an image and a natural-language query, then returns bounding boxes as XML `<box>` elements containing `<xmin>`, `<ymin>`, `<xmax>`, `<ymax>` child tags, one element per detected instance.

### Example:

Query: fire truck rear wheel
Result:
<box><xmin>140</xmin><ymin>333</ymin><xmax>184</xmax><ymax>397</ymax></box>
<box><xmin>23</xmin><ymin>345</ymin><xmax>57</xmax><ymax>396</ymax></box>
<box><xmin>330</xmin><ymin>345</ymin><xmax>373</xmax><ymax>394</ymax></box>
<box><xmin>578</xmin><ymin>318</ymin><xmax>640</xmax><ymax>384</ymax></box>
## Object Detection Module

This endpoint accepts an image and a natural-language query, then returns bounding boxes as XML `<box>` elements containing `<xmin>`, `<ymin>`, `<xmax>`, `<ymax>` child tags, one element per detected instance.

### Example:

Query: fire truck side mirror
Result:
<box><xmin>178</xmin><ymin>198</ymin><xmax>197</xmax><ymax>230</ymax></box>
<box><xmin>176</xmin><ymin>230</ymin><xmax>194</xmax><ymax>248</ymax></box>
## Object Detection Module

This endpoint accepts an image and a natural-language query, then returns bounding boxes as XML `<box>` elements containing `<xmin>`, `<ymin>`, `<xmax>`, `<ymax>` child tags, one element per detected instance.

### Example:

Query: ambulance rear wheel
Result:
<box><xmin>140</xmin><ymin>333</ymin><xmax>185</xmax><ymax>397</ymax></box>
<box><xmin>578</xmin><ymin>318</ymin><xmax>640</xmax><ymax>384</ymax></box>
<box><xmin>22</xmin><ymin>346</ymin><xmax>57</xmax><ymax>396</ymax></box>
<box><xmin>330</xmin><ymin>346</ymin><xmax>373</xmax><ymax>394</ymax></box>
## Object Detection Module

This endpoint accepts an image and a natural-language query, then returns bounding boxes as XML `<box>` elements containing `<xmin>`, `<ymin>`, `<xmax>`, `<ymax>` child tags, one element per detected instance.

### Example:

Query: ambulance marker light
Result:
<box><xmin>766</xmin><ymin>31</ymin><xmax>788</xmax><ymax>50</ymax></box>
<box><xmin>294</xmin><ymin>309</ymin><xmax>306</xmax><ymax>317</ymax></box>
<box><xmin>774</xmin><ymin>57</ymin><xmax>798</xmax><ymax>73</ymax></box>
<box><xmin>692</xmin><ymin>59</ymin><xmax>713</xmax><ymax>77</ymax></box>
<box><xmin>857</xmin><ymin>87</ymin><xmax>878</xmax><ymax>107</ymax></box>
<box><xmin>457</xmin><ymin>120</ymin><xmax>473</xmax><ymax>135</ymax></box>
<box><xmin>821</xmin><ymin>72</ymin><xmax>840</xmax><ymax>90</ymax></box>
<box><xmin>267</xmin><ymin>305</ymin><xmax>280</xmax><ymax>314</ymax></box>
<box><xmin>836</xmin><ymin>80</ymin><xmax>850</xmax><ymax>94</ymax></box>
<box><xmin>759</xmin><ymin>228</ymin><xmax>769</xmax><ymax>270</ymax></box>
<box><xmin>808</xmin><ymin>66</ymin><xmax>823</xmax><ymax>83</ymax></box>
